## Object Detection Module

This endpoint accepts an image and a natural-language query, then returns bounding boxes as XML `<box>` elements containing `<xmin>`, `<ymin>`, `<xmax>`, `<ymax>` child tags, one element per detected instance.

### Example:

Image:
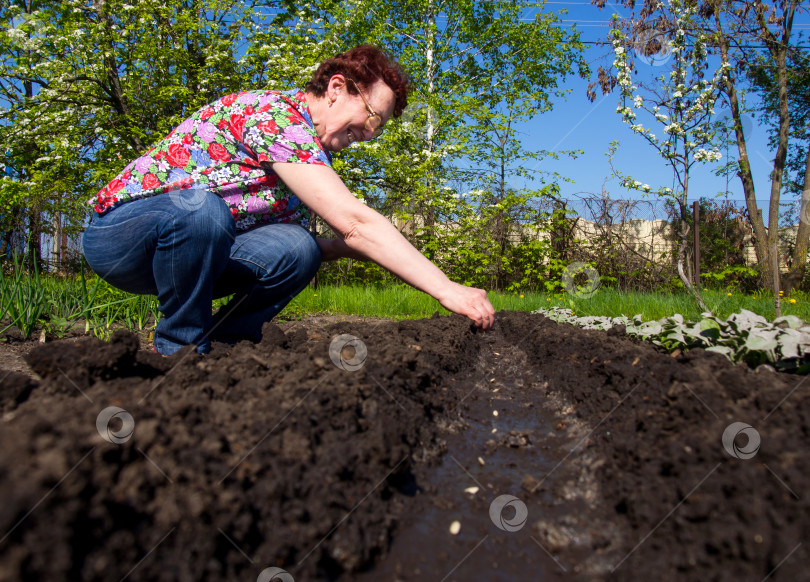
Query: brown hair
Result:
<box><xmin>306</xmin><ymin>45</ymin><xmax>411</xmax><ymax>117</ymax></box>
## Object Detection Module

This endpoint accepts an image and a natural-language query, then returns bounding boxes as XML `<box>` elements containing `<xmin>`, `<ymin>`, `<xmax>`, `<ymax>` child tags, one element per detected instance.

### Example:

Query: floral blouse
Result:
<box><xmin>89</xmin><ymin>90</ymin><xmax>331</xmax><ymax>231</ymax></box>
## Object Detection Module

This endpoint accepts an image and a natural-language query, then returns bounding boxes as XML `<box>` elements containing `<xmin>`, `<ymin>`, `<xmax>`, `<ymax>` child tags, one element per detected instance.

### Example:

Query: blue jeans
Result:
<box><xmin>82</xmin><ymin>190</ymin><xmax>321</xmax><ymax>354</ymax></box>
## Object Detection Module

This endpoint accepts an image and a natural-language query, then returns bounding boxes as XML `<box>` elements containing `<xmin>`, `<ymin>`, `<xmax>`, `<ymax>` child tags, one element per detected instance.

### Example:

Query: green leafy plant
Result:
<box><xmin>700</xmin><ymin>265</ymin><xmax>759</xmax><ymax>290</ymax></box>
<box><xmin>0</xmin><ymin>253</ymin><xmax>48</xmax><ymax>338</ymax></box>
<box><xmin>537</xmin><ymin>306</ymin><xmax>810</xmax><ymax>373</ymax></box>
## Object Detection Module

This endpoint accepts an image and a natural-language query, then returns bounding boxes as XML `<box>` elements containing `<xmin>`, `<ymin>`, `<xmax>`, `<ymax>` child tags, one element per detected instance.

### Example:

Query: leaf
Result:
<box><xmin>639</xmin><ymin>321</ymin><xmax>663</xmax><ymax>335</ymax></box>
<box><xmin>773</xmin><ymin>315</ymin><xmax>803</xmax><ymax>329</ymax></box>
<box><xmin>778</xmin><ymin>335</ymin><xmax>800</xmax><ymax>359</ymax></box>
<box><xmin>744</xmin><ymin>333</ymin><xmax>778</xmax><ymax>352</ymax></box>
<box><xmin>731</xmin><ymin>309</ymin><xmax>768</xmax><ymax>330</ymax></box>
<box><xmin>697</xmin><ymin>327</ymin><xmax>721</xmax><ymax>343</ymax></box>
<box><xmin>706</xmin><ymin>345</ymin><xmax>733</xmax><ymax>356</ymax></box>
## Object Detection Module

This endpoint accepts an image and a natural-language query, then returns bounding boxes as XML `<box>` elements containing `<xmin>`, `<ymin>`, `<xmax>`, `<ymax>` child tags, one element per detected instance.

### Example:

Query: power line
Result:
<box><xmin>429</xmin><ymin>14</ymin><xmax>810</xmax><ymax>28</ymax></box>
<box><xmin>573</xmin><ymin>37</ymin><xmax>810</xmax><ymax>48</ymax></box>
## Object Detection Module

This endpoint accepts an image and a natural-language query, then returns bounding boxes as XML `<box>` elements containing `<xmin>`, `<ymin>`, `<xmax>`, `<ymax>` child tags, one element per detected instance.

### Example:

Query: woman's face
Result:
<box><xmin>316</xmin><ymin>76</ymin><xmax>396</xmax><ymax>152</ymax></box>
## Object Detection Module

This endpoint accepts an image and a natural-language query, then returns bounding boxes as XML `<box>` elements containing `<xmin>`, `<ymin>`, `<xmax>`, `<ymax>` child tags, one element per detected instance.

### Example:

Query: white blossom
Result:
<box><xmin>693</xmin><ymin>149</ymin><xmax>722</xmax><ymax>162</ymax></box>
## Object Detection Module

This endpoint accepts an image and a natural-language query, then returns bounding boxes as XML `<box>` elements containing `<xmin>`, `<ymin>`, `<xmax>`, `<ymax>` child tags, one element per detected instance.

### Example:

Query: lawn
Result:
<box><xmin>1</xmin><ymin>270</ymin><xmax>807</xmax><ymax>341</ymax></box>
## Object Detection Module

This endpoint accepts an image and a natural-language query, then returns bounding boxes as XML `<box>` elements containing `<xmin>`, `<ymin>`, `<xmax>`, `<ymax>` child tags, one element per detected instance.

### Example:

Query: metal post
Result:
<box><xmin>774</xmin><ymin>241</ymin><xmax>781</xmax><ymax>318</ymax></box>
<box><xmin>310</xmin><ymin>213</ymin><xmax>319</xmax><ymax>289</ymax></box>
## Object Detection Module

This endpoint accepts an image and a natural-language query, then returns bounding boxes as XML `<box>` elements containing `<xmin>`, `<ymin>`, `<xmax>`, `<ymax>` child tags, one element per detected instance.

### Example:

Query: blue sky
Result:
<box><xmin>514</xmin><ymin>1</ymin><xmax>810</xmax><ymax>210</ymax></box>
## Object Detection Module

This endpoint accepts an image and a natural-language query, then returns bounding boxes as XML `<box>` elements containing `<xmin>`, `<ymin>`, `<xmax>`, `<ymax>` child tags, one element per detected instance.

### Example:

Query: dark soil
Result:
<box><xmin>0</xmin><ymin>312</ymin><xmax>807</xmax><ymax>581</ymax></box>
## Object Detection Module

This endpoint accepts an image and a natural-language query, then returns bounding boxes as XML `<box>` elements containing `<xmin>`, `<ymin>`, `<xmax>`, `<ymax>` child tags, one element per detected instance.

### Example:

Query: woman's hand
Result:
<box><xmin>435</xmin><ymin>282</ymin><xmax>495</xmax><ymax>331</ymax></box>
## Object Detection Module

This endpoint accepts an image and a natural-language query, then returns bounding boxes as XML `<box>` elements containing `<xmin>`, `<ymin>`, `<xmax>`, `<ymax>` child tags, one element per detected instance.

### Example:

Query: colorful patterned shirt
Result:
<box><xmin>89</xmin><ymin>90</ymin><xmax>331</xmax><ymax>231</ymax></box>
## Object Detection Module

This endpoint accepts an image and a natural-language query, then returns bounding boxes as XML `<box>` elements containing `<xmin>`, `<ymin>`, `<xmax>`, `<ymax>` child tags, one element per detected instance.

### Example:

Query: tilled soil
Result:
<box><xmin>0</xmin><ymin>312</ymin><xmax>807</xmax><ymax>581</ymax></box>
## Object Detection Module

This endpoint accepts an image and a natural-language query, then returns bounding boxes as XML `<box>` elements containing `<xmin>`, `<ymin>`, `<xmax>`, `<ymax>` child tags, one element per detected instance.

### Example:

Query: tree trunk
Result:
<box><xmin>423</xmin><ymin>2</ymin><xmax>436</xmax><ymax>233</ymax></box>
<box><xmin>714</xmin><ymin>10</ymin><xmax>772</xmax><ymax>286</ymax></box>
<box><xmin>677</xmin><ymin>223</ymin><xmax>708</xmax><ymax>312</ymax></box>
<box><xmin>764</xmin><ymin>38</ymin><xmax>792</xmax><ymax>299</ymax></box>
<box><xmin>783</xmin><ymin>147</ymin><xmax>810</xmax><ymax>292</ymax></box>
<box><xmin>0</xmin><ymin>208</ymin><xmax>20</xmax><ymax>256</ymax></box>
<box><xmin>21</xmin><ymin>1</ymin><xmax>42</xmax><ymax>273</ymax></box>
<box><xmin>757</xmin><ymin>0</ymin><xmax>798</xmax><ymax>302</ymax></box>
<box><xmin>27</xmin><ymin>209</ymin><xmax>41</xmax><ymax>273</ymax></box>
<box><xmin>52</xmin><ymin>210</ymin><xmax>62</xmax><ymax>271</ymax></box>
<box><xmin>494</xmin><ymin>128</ymin><xmax>508</xmax><ymax>290</ymax></box>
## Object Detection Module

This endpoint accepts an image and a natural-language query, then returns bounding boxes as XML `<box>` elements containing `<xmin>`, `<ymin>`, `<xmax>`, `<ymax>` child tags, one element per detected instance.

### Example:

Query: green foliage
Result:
<box><xmin>701</xmin><ymin>266</ymin><xmax>759</xmax><ymax>290</ymax></box>
<box><xmin>0</xmin><ymin>262</ymin><xmax>161</xmax><ymax>340</ymax></box>
<box><xmin>694</xmin><ymin>197</ymin><xmax>748</xmax><ymax>270</ymax></box>
<box><xmin>0</xmin><ymin>252</ymin><xmax>47</xmax><ymax>337</ymax></box>
<box><xmin>537</xmin><ymin>306</ymin><xmax>810</xmax><ymax>373</ymax></box>
<box><xmin>1</xmin><ymin>0</ymin><xmax>588</xmax><ymax>290</ymax></box>
<box><xmin>316</xmin><ymin>256</ymin><xmax>397</xmax><ymax>287</ymax></box>
<box><xmin>385</xmin><ymin>186</ymin><xmax>582</xmax><ymax>291</ymax></box>
<box><xmin>664</xmin><ymin>196</ymin><xmax>758</xmax><ymax>290</ymax></box>
<box><xmin>0</xmin><ymin>0</ymin><xmax>338</xmax><ymax>258</ymax></box>
<box><xmin>329</xmin><ymin>0</ymin><xmax>587</xmax><ymax>269</ymax></box>
<box><xmin>745</xmin><ymin>28</ymin><xmax>809</xmax><ymax>198</ymax></box>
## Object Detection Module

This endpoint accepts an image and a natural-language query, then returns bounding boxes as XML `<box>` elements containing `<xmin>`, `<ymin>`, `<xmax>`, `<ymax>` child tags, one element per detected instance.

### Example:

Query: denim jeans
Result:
<box><xmin>82</xmin><ymin>189</ymin><xmax>321</xmax><ymax>354</ymax></box>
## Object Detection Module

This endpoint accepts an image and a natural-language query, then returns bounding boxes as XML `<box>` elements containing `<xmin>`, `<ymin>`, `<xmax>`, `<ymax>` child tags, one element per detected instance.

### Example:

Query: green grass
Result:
<box><xmin>2</xmin><ymin>272</ymin><xmax>807</xmax><ymax>340</ymax></box>
<box><xmin>283</xmin><ymin>285</ymin><xmax>810</xmax><ymax>323</ymax></box>
<box><xmin>530</xmin><ymin>288</ymin><xmax>810</xmax><ymax>322</ymax></box>
<box><xmin>0</xmin><ymin>270</ymin><xmax>161</xmax><ymax>339</ymax></box>
<box><xmin>284</xmin><ymin>284</ymin><xmax>450</xmax><ymax>319</ymax></box>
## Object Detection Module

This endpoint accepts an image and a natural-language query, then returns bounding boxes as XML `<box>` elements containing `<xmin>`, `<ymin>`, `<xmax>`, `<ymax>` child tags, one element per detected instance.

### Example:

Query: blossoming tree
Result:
<box><xmin>607</xmin><ymin>0</ymin><xmax>728</xmax><ymax>305</ymax></box>
<box><xmin>0</xmin><ymin>0</ymin><xmax>339</xmax><ymax>268</ymax></box>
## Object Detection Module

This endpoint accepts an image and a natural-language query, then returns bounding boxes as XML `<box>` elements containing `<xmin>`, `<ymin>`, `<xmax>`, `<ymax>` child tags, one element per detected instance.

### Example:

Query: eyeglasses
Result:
<box><xmin>345</xmin><ymin>78</ymin><xmax>384</xmax><ymax>138</ymax></box>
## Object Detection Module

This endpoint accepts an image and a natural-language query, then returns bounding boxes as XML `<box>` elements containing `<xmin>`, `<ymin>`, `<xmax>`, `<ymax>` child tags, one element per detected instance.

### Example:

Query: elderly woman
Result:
<box><xmin>82</xmin><ymin>45</ymin><xmax>494</xmax><ymax>355</ymax></box>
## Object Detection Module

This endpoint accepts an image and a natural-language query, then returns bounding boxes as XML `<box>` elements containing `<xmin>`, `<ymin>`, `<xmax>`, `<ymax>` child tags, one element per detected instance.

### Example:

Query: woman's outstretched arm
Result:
<box><xmin>274</xmin><ymin>162</ymin><xmax>495</xmax><ymax>330</ymax></box>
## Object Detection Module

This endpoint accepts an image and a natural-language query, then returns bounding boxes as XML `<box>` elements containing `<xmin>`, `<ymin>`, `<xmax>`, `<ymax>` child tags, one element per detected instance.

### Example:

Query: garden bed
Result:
<box><xmin>0</xmin><ymin>312</ymin><xmax>807</xmax><ymax>581</ymax></box>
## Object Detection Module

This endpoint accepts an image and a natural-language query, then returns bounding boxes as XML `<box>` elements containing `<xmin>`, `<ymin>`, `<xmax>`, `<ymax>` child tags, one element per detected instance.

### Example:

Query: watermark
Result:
<box><xmin>168</xmin><ymin>187</ymin><xmax>208</xmax><ymax>212</ymax></box>
<box><xmin>329</xmin><ymin>334</ymin><xmax>367</xmax><ymax>371</ymax></box>
<box><xmin>722</xmin><ymin>422</ymin><xmax>760</xmax><ymax>460</ymax></box>
<box><xmin>400</xmin><ymin>101</ymin><xmax>437</xmax><ymax>141</ymax></box>
<box><xmin>715</xmin><ymin>110</ymin><xmax>753</xmax><ymax>140</ymax></box>
<box><xmin>6</xmin><ymin>13</ymin><xmax>46</xmax><ymax>49</ymax></box>
<box><xmin>561</xmin><ymin>262</ymin><xmax>600</xmax><ymax>298</ymax></box>
<box><xmin>633</xmin><ymin>22</ymin><xmax>672</xmax><ymax>67</ymax></box>
<box><xmin>96</xmin><ymin>406</ymin><xmax>135</xmax><ymax>444</ymax></box>
<box><xmin>489</xmin><ymin>494</ymin><xmax>528</xmax><ymax>532</ymax></box>
<box><xmin>800</xmin><ymin>189</ymin><xmax>810</xmax><ymax>226</ymax></box>
<box><xmin>257</xmin><ymin>567</ymin><xmax>294</xmax><ymax>582</ymax></box>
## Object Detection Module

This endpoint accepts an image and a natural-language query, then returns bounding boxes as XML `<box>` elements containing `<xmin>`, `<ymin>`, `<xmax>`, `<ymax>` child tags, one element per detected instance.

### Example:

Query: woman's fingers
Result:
<box><xmin>439</xmin><ymin>284</ymin><xmax>495</xmax><ymax>331</ymax></box>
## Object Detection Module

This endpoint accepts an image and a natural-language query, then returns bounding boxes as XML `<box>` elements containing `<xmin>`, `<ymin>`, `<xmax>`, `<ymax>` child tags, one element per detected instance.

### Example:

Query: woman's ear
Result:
<box><xmin>327</xmin><ymin>74</ymin><xmax>347</xmax><ymax>102</ymax></box>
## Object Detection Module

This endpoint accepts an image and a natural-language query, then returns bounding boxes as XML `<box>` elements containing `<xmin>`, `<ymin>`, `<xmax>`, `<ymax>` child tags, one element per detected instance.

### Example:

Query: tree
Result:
<box><xmin>318</xmin><ymin>0</ymin><xmax>585</xmax><ymax>270</ymax></box>
<box><xmin>746</xmin><ymin>40</ymin><xmax>810</xmax><ymax>291</ymax></box>
<box><xmin>703</xmin><ymin>0</ymin><xmax>806</xmax><ymax>308</ymax></box>
<box><xmin>1</xmin><ymin>0</ymin><xmax>588</xmax><ymax>289</ymax></box>
<box><xmin>460</xmin><ymin>9</ymin><xmax>587</xmax><ymax>288</ymax></box>
<box><xmin>591</xmin><ymin>0</ymin><xmax>809</xmax><ymax>305</ymax></box>
<box><xmin>0</xmin><ymin>0</ymin><xmax>333</xmax><ymax>269</ymax></box>
<box><xmin>598</xmin><ymin>1</ymin><xmax>728</xmax><ymax>309</ymax></box>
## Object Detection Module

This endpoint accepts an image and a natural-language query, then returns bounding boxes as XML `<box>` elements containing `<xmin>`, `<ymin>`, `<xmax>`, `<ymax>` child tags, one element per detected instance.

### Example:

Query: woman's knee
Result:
<box><xmin>287</xmin><ymin>226</ymin><xmax>322</xmax><ymax>280</ymax></box>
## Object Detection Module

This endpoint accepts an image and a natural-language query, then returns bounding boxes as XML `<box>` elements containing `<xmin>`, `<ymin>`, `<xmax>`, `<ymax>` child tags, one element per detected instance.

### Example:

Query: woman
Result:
<box><xmin>82</xmin><ymin>45</ymin><xmax>494</xmax><ymax>355</ymax></box>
